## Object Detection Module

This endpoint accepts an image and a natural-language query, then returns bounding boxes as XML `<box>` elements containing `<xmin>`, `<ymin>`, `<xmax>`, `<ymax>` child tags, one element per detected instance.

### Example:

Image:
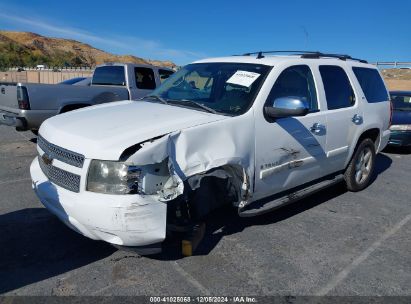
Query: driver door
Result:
<box><xmin>254</xmin><ymin>64</ymin><xmax>328</xmax><ymax>200</ymax></box>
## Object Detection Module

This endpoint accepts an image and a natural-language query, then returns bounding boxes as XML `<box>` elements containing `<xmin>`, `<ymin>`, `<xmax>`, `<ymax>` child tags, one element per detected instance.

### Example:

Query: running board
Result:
<box><xmin>239</xmin><ymin>174</ymin><xmax>344</xmax><ymax>217</ymax></box>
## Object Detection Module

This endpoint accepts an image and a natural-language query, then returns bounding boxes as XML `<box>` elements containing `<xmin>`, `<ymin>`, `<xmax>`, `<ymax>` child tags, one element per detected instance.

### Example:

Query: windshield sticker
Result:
<box><xmin>226</xmin><ymin>71</ymin><xmax>261</xmax><ymax>87</ymax></box>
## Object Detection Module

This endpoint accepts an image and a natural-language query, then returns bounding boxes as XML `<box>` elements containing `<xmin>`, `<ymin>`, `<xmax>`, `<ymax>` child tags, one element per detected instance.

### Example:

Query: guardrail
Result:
<box><xmin>373</xmin><ymin>62</ymin><xmax>411</xmax><ymax>68</ymax></box>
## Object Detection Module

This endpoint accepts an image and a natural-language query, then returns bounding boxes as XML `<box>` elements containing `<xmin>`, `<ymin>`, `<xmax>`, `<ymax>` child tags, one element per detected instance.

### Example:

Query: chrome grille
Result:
<box><xmin>39</xmin><ymin>154</ymin><xmax>81</xmax><ymax>193</ymax></box>
<box><xmin>37</xmin><ymin>135</ymin><xmax>85</xmax><ymax>168</ymax></box>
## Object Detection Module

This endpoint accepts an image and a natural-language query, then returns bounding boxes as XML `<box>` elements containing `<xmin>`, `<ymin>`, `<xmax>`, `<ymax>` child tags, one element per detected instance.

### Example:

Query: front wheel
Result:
<box><xmin>344</xmin><ymin>138</ymin><xmax>376</xmax><ymax>192</ymax></box>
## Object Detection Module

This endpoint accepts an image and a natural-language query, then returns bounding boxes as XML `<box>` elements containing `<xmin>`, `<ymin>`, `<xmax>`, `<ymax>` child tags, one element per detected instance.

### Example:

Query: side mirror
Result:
<box><xmin>264</xmin><ymin>96</ymin><xmax>309</xmax><ymax>118</ymax></box>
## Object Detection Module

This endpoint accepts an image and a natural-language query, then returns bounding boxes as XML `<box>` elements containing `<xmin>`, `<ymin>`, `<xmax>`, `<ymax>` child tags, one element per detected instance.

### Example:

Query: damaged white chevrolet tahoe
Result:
<box><xmin>30</xmin><ymin>51</ymin><xmax>391</xmax><ymax>253</ymax></box>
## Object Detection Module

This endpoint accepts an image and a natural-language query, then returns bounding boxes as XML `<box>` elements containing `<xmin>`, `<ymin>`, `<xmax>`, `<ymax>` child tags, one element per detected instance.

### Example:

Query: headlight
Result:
<box><xmin>87</xmin><ymin>160</ymin><xmax>141</xmax><ymax>195</ymax></box>
<box><xmin>390</xmin><ymin>124</ymin><xmax>411</xmax><ymax>131</ymax></box>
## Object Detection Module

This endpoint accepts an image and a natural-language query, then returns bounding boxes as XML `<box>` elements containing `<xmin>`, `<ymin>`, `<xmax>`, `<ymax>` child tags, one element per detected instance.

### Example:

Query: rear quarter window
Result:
<box><xmin>352</xmin><ymin>67</ymin><xmax>388</xmax><ymax>103</ymax></box>
<box><xmin>92</xmin><ymin>66</ymin><xmax>126</xmax><ymax>86</ymax></box>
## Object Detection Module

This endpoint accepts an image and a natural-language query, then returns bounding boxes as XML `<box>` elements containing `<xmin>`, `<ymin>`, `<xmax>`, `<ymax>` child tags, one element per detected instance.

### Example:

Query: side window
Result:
<box><xmin>159</xmin><ymin>69</ymin><xmax>174</xmax><ymax>83</ymax></box>
<box><xmin>92</xmin><ymin>66</ymin><xmax>125</xmax><ymax>86</ymax></box>
<box><xmin>352</xmin><ymin>67</ymin><xmax>388</xmax><ymax>103</ymax></box>
<box><xmin>135</xmin><ymin>67</ymin><xmax>156</xmax><ymax>90</ymax></box>
<box><xmin>319</xmin><ymin>65</ymin><xmax>355</xmax><ymax>110</ymax></box>
<box><xmin>268</xmin><ymin>65</ymin><xmax>318</xmax><ymax>111</ymax></box>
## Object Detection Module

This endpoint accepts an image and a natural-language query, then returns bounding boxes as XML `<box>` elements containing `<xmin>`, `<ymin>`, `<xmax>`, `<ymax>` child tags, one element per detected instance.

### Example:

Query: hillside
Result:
<box><xmin>0</xmin><ymin>30</ymin><xmax>175</xmax><ymax>68</ymax></box>
<box><xmin>381</xmin><ymin>68</ymin><xmax>411</xmax><ymax>81</ymax></box>
<box><xmin>380</xmin><ymin>68</ymin><xmax>411</xmax><ymax>91</ymax></box>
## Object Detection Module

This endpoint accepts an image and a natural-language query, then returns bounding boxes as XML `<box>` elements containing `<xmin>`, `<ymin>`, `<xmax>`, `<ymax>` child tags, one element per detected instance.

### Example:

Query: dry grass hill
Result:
<box><xmin>381</xmin><ymin>68</ymin><xmax>411</xmax><ymax>91</ymax></box>
<box><xmin>0</xmin><ymin>30</ymin><xmax>175</xmax><ymax>68</ymax></box>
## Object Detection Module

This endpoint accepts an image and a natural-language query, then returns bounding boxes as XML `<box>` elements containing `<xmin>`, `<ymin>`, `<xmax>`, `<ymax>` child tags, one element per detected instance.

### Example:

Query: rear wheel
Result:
<box><xmin>344</xmin><ymin>138</ymin><xmax>376</xmax><ymax>192</ymax></box>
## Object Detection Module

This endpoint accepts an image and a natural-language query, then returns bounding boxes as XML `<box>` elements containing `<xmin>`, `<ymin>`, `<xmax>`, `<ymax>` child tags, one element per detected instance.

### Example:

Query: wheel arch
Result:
<box><xmin>184</xmin><ymin>163</ymin><xmax>249</xmax><ymax>219</ymax></box>
<box><xmin>346</xmin><ymin>127</ymin><xmax>380</xmax><ymax>168</ymax></box>
<box><xmin>59</xmin><ymin>103</ymin><xmax>91</xmax><ymax>113</ymax></box>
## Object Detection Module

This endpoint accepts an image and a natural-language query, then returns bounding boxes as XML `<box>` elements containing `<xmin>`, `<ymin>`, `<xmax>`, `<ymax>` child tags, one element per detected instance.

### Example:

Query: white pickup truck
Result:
<box><xmin>30</xmin><ymin>52</ymin><xmax>391</xmax><ymax>253</ymax></box>
<box><xmin>0</xmin><ymin>63</ymin><xmax>174</xmax><ymax>132</ymax></box>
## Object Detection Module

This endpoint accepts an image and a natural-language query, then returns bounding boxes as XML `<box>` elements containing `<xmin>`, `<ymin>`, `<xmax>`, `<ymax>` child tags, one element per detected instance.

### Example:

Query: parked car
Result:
<box><xmin>0</xmin><ymin>63</ymin><xmax>174</xmax><ymax>132</ymax></box>
<box><xmin>59</xmin><ymin>77</ymin><xmax>89</xmax><ymax>85</ymax></box>
<box><xmin>388</xmin><ymin>91</ymin><xmax>411</xmax><ymax>148</ymax></box>
<box><xmin>30</xmin><ymin>52</ymin><xmax>391</xmax><ymax>254</ymax></box>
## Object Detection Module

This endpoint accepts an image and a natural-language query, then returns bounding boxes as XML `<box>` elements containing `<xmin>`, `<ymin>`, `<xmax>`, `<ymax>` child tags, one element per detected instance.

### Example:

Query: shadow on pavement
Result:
<box><xmin>0</xmin><ymin>208</ymin><xmax>116</xmax><ymax>294</ymax></box>
<box><xmin>383</xmin><ymin>146</ymin><xmax>411</xmax><ymax>155</ymax></box>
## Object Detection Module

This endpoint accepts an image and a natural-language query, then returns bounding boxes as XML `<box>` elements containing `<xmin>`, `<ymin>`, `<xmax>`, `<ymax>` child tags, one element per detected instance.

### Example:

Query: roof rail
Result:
<box><xmin>241</xmin><ymin>51</ymin><xmax>368</xmax><ymax>63</ymax></box>
<box><xmin>242</xmin><ymin>50</ymin><xmax>319</xmax><ymax>59</ymax></box>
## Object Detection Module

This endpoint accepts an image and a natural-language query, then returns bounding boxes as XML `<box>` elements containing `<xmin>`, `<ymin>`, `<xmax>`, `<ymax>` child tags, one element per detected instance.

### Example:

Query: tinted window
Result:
<box><xmin>135</xmin><ymin>67</ymin><xmax>156</xmax><ymax>90</ymax></box>
<box><xmin>352</xmin><ymin>67</ymin><xmax>388</xmax><ymax>103</ymax></box>
<box><xmin>320</xmin><ymin>66</ymin><xmax>355</xmax><ymax>110</ymax></box>
<box><xmin>92</xmin><ymin>66</ymin><xmax>125</xmax><ymax>86</ymax></box>
<box><xmin>159</xmin><ymin>69</ymin><xmax>174</xmax><ymax>83</ymax></box>
<box><xmin>390</xmin><ymin>94</ymin><xmax>411</xmax><ymax>111</ymax></box>
<box><xmin>268</xmin><ymin>65</ymin><xmax>318</xmax><ymax>111</ymax></box>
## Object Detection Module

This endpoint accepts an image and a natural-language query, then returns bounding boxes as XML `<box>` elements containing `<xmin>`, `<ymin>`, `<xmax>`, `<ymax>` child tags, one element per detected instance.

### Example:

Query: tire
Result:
<box><xmin>344</xmin><ymin>138</ymin><xmax>376</xmax><ymax>192</ymax></box>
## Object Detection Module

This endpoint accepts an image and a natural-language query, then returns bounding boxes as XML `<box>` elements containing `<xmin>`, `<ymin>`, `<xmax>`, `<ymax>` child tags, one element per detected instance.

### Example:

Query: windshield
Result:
<box><xmin>146</xmin><ymin>62</ymin><xmax>271</xmax><ymax>115</ymax></box>
<box><xmin>391</xmin><ymin>94</ymin><xmax>411</xmax><ymax>111</ymax></box>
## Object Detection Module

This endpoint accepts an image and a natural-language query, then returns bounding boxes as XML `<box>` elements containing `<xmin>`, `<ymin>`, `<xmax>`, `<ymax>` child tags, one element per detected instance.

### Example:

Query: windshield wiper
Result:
<box><xmin>169</xmin><ymin>99</ymin><xmax>219</xmax><ymax>114</ymax></box>
<box><xmin>144</xmin><ymin>95</ymin><xmax>168</xmax><ymax>105</ymax></box>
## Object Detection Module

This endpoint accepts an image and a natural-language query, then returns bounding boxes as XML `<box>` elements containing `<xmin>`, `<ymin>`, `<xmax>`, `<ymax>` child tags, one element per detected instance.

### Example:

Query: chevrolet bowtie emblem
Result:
<box><xmin>42</xmin><ymin>153</ymin><xmax>53</xmax><ymax>165</ymax></box>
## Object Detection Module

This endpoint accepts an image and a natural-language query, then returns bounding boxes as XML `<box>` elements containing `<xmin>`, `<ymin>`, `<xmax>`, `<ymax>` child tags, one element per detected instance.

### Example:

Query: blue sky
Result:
<box><xmin>0</xmin><ymin>0</ymin><xmax>410</xmax><ymax>65</ymax></box>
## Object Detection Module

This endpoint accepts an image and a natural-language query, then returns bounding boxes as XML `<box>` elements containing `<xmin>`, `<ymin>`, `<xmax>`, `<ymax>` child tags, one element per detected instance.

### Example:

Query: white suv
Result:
<box><xmin>30</xmin><ymin>51</ymin><xmax>391</xmax><ymax>252</ymax></box>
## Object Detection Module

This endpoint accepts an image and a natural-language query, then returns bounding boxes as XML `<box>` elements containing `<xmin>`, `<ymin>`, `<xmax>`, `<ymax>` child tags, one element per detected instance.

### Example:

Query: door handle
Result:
<box><xmin>310</xmin><ymin>122</ymin><xmax>325</xmax><ymax>134</ymax></box>
<box><xmin>352</xmin><ymin>114</ymin><xmax>363</xmax><ymax>124</ymax></box>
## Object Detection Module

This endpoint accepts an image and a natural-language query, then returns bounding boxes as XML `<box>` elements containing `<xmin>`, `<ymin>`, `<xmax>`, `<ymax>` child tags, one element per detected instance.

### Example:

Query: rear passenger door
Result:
<box><xmin>319</xmin><ymin>65</ymin><xmax>363</xmax><ymax>172</ymax></box>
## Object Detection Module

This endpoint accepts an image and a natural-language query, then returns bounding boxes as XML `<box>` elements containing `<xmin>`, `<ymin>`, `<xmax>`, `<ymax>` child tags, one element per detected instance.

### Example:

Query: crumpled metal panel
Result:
<box><xmin>126</xmin><ymin>111</ymin><xmax>255</xmax><ymax>205</ymax></box>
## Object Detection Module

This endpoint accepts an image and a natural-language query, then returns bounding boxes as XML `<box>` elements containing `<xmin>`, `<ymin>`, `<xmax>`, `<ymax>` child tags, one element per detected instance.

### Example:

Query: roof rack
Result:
<box><xmin>241</xmin><ymin>51</ymin><xmax>368</xmax><ymax>63</ymax></box>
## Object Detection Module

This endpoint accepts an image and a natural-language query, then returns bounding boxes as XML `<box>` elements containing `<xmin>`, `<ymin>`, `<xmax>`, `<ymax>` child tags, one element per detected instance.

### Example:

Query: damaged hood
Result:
<box><xmin>39</xmin><ymin>100</ymin><xmax>227</xmax><ymax>160</ymax></box>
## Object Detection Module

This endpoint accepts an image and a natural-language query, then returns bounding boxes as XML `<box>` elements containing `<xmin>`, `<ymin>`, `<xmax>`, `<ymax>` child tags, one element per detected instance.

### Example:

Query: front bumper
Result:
<box><xmin>388</xmin><ymin>130</ymin><xmax>411</xmax><ymax>147</ymax></box>
<box><xmin>30</xmin><ymin>157</ymin><xmax>167</xmax><ymax>246</ymax></box>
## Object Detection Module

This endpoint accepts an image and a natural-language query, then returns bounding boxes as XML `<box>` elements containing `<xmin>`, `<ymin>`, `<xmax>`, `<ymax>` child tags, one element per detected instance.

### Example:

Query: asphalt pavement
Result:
<box><xmin>0</xmin><ymin>125</ymin><xmax>410</xmax><ymax>296</ymax></box>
